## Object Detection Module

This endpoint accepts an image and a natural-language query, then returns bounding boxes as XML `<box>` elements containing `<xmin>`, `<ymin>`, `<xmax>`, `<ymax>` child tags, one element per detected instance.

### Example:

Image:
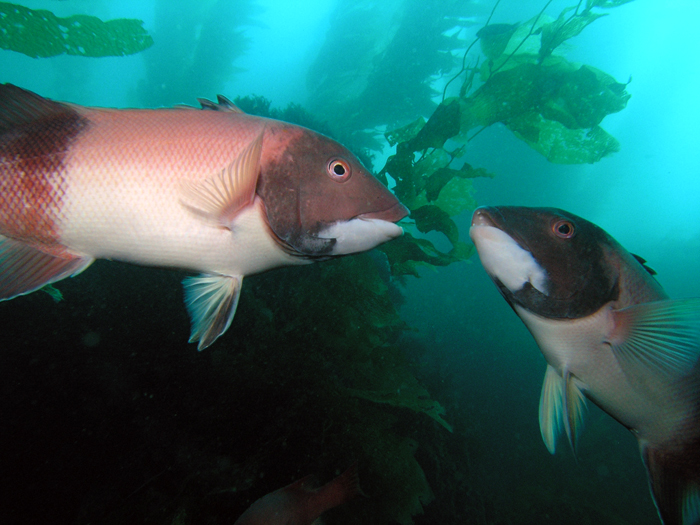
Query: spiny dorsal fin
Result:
<box><xmin>197</xmin><ymin>94</ymin><xmax>243</xmax><ymax>113</ymax></box>
<box><xmin>632</xmin><ymin>253</ymin><xmax>657</xmax><ymax>276</ymax></box>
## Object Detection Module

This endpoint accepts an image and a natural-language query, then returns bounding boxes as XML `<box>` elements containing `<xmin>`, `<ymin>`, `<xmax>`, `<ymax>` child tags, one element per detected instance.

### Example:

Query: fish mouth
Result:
<box><xmin>469</xmin><ymin>206</ymin><xmax>503</xmax><ymax>246</ymax></box>
<box><xmin>470</xmin><ymin>206</ymin><xmax>499</xmax><ymax>228</ymax></box>
<box><xmin>317</xmin><ymin>201</ymin><xmax>409</xmax><ymax>256</ymax></box>
<box><xmin>358</xmin><ymin>200</ymin><xmax>410</xmax><ymax>223</ymax></box>
<box><xmin>269</xmin><ymin>201</ymin><xmax>409</xmax><ymax>260</ymax></box>
<box><xmin>469</xmin><ymin>206</ymin><xmax>550</xmax><ymax>297</ymax></box>
<box><xmin>317</xmin><ymin>217</ymin><xmax>405</xmax><ymax>255</ymax></box>
<box><xmin>470</xmin><ymin>206</ymin><xmax>529</xmax><ymax>251</ymax></box>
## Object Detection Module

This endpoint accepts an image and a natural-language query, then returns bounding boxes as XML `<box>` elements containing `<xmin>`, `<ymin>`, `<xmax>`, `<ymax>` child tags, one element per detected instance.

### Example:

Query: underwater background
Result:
<box><xmin>1</xmin><ymin>0</ymin><xmax>699</xmax><ymax>524</ymax></box>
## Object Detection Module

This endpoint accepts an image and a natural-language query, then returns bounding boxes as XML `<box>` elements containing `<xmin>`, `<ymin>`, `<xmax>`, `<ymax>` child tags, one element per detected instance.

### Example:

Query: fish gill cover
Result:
<box><xmin>0</xmin><ymin>1</ymin><xmax>637</xmax><ymax>524</ymax></box>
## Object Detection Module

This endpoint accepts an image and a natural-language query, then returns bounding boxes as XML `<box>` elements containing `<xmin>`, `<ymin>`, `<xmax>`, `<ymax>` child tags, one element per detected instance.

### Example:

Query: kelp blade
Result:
<box><xmin>0</xmin><ymin>2</ymin><xmax>153</xmax><ymax>58</ymax></box>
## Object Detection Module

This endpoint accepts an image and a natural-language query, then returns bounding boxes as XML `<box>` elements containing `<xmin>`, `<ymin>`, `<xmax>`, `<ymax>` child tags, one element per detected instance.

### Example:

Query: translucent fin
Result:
<box><xmin>539</xmin><ymin>365</ymin><xmax>564</xmax><ymax>454</ymax></box>
<box><xmin>0</xmin><ymin>235</ymin><xmax>92</xmax><ymax>300</ymax></box>
<box><xmin>183</xmin><ymin>274</ymin><xmax>242</xmax><ymax>351</ymax></box>
<box><xmin>538</xmin><ymin>365</ymin><xmax>586</xmax><ymax>455</ymax></box>
<box><xmin>610</xmin><ymin>299</ymin><xmax>700</xmax><ymax>380</ymax></box>
<box><xmin>562</xmin><ymin>370</ymin><xmax>586</xmax><ymax>455</ymax></box>
<box><xmin>179</xmin><ymin>131</ymin><xmax>263</xmax><ymax>225</ymax></box>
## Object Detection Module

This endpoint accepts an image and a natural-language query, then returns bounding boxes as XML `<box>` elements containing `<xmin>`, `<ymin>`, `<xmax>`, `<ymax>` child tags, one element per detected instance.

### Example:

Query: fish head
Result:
<box><xmin>469</xmin><ymin>206</ymin><xmax>619</xmax><ymax>319</ymax></box>
<box><xmin>257</xmin><ymin>124</ymin><xmax>408</xmax><ymax>259</ymax></box>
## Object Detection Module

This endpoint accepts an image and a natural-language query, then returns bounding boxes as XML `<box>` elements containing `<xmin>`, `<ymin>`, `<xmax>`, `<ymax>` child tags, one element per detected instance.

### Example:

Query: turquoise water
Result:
<box><xmin>1</xmin><ymin>1</ymin><xmax>699</xmax><ymax>523</ymax></box>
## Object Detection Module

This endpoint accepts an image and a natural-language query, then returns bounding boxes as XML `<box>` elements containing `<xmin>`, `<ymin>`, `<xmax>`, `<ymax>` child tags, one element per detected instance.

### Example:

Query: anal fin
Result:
<box><xmin>0</xmin><ymin>235</ymin><xmax>93</xmax><ymax>300</ymax></box>
<box><xmin>183</xmin><ymin>274</ymin><xmax>242</xmax><ymax>351</ymax></box>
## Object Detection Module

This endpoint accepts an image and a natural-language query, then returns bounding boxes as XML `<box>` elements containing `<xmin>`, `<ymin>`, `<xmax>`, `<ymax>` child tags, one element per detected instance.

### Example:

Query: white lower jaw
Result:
<box><xmin>469</xmin><ymin>224</ymin><xmax>549</xmax><ymax>295</ymax></box>
<box><xmin>318</xmin><ymin>218</ymin><xmax>404</xmax><ymax>255</ymax></box>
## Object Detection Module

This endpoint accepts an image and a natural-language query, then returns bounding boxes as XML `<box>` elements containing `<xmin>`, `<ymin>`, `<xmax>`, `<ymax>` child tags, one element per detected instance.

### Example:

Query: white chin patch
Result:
<box><xmin>469</xmin><ymin>225</ymin><xmax>549</xmax><ymax>295</ymax></box>
<box><xmin>318</xmin><ymin>218</ymin><xmax>403</xmax><ymax>255</ymax></box>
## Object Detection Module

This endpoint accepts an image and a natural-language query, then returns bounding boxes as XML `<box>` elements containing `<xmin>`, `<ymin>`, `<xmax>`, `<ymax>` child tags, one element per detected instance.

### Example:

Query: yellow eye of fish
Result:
<box><xmin>327</xmin><ymin>158</ymin><xmax>351</xmax><ymax>182</ymax></box>
<box><xmin>553</xmin><ymin>220</ymin><xmax>575</xmax><ymax>238</ymax></box>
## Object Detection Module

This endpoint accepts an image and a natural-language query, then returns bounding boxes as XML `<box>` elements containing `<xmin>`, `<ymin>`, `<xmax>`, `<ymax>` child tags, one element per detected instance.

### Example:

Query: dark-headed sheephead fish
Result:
<box><xmin>0</xmin><ymin>84</ymin><xmax>408</xmax><ymax>349</ymax></box>
<box><xmin>233</xmin><ymin>464</ymin><xmax>360</xmax><ymax>525</ymax></box>
<box><xmin>470</xmin><ymin>206</ymin><xmax>700</xmax><ymax>525</ymax></box>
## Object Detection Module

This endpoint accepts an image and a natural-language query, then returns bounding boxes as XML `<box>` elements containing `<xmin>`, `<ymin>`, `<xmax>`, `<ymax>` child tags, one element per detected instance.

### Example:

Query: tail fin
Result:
<box><xmin>642</xmin><ymin>443</ymin><xmax>700</xmax><ymax>524</ymax></box>
<box><xmin>311</xmin><ymin>463</ymin><xmax>362</xmax><ymax>515</ymax></box>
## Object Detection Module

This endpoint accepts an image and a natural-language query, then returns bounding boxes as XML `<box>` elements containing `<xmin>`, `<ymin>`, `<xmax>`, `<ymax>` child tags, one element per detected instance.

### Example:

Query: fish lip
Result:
<box><xmin>471</xmin><ymin>206</ymin><xmax>531</xmax><ymax>250</ymax></box>
<box><xmin>471</xmin><ymin>206</ymin><xmax>498</xmax><ymax>228</ymax></box>
<box><xmin>357</xmin><ymin>201</ymin><xmax>410</xmax><ymax>223</ymax></box>
<box><xmin>316</xmin><ymin>216</ymin><xmax>404</xmax><ymax>255</ymax></box>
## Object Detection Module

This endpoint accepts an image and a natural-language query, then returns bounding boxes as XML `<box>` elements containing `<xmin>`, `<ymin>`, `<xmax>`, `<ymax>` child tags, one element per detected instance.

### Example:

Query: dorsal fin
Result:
<box><xmin>197</xmin><ymin>95</ymin><xmax>243</xmax><ymax>113</ymax></box>
<box><xmin>632</xmin><ymin>253</ymin><xmax>657</xmax><ymax>276</ymax></box>
<box><xmin>0</xmin><ymin>83</ymin><xmax>76</xmax><ymax>134</ymax></box>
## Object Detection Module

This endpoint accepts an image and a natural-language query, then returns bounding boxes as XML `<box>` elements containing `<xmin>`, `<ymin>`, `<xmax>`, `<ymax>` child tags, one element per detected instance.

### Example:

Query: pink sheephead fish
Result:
<box><xmin>0</xmin><ymin>84</ymin><xmax>408</xmax><ymax>349</ymax></box>
<box><xmin>234</xmin><ymin>464</ymin><xmax>361</xmax><ymax>525</ymax></box>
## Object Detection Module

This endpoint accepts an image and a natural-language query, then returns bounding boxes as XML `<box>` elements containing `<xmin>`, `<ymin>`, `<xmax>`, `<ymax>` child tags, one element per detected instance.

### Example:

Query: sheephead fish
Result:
<box><xmin>0</xmin><ymin>84</ymin><xmax>408</xmax><ymax>349</ymax></box>
<box><xmin>469</xmin><ymin>206</ymin><xmax>700</xmax><ymax>525</ymax></box>
<box><xmin>234</xmin><ymin>464</ymin><xmax>360</xmax><ymax>525</ymax></box>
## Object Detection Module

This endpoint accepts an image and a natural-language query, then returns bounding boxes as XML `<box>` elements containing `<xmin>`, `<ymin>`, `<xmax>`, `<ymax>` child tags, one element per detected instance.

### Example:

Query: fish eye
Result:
<box><xmin>552</xmin><ymin>219</ymin><xmax>575</xmax><ymax>238</ymax></box>
<box><xmin>327</xmin><ymin>158</ymin><xmax>351</xmax><ymax>182</ymax></box>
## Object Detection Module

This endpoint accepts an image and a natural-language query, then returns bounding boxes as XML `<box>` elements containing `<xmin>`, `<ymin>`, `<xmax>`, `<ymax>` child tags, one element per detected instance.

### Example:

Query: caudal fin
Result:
<box><xmin>643</xmin><ymin>442</ymin><xmax>700</xmax><ymax>524</ymax></box>
<box><xmin>311</xmin><ymin>463</ymin><xmax>362</xmax><ymax>516</ymax></box>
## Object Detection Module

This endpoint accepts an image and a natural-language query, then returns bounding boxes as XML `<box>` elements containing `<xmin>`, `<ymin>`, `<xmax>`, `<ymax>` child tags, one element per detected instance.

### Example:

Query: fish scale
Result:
<box><xmin>60</xmin><ymin>108</ymin><xmax>270</xmax><ymax>271</ymax></box>
<box><xmin>0</xmin><ymin>83</ymin><xmax>408</xmax><ymax>349</ymax></box>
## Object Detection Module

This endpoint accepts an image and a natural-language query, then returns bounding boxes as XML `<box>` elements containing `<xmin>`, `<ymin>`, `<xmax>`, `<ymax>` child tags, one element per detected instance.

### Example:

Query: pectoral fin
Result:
<box><xmin>0</xmin><ymin>235</ymin><xmax>93</xmax><ymax>300</ymax></box>
<box><xmin>182</xmin><ymin>274</ymin><xmax>242</xmax><ymax>350</ymax></box>
<box><xmin>610</xmin><ymin>299</ymin><xmax>700</xmax><ymax>380</ymax></box>
<box><xmin>539</xmin><ymin>365</ymin><xmax>586</xmax><ymax>455</ymax></box>
<box><xmin>179</xmin><ymin>131</ymin><xmax>263</xmax><ymax>226</ymax></box>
